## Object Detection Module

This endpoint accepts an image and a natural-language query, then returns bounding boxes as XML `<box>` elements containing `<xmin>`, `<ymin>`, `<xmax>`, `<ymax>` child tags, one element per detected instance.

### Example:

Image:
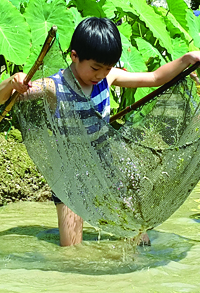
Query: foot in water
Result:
<box><xmin>127</xmin><ymin>232</ymin><xmax>151</xmax><ymax>246</ymax></box>
<box><xmin>137</xmin><ymin>232</ymin><xmax>151</xmax><ymax>246</ymax></box>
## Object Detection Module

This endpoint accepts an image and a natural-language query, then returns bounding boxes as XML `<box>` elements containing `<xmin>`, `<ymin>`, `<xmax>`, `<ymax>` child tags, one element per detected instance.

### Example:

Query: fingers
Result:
<box><xmin>11</xmin><ymin>73</ymin><xmax>32</xmax><ymax>93</ymax></box>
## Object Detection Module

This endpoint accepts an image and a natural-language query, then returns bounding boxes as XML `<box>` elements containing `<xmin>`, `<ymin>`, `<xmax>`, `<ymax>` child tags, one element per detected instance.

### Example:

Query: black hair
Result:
<box><xmin>70</xmin><ymin>17</ymin><xmax>122</xmax><ymax>66</ymax></box>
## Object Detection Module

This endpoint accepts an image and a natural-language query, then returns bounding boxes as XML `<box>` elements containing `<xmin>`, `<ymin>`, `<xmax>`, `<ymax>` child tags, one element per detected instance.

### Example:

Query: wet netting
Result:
<box><xmin>6</xmin><ymin>38</ymin><xmax>200</xmax><ymax>238</ymax></box>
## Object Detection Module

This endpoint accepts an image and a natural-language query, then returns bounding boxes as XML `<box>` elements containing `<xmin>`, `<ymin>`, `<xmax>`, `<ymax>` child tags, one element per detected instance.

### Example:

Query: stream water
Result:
<box><xmin>0</xmin><ymin>183</ymin><xmax>200</xmax><ymax>293</ymax></box>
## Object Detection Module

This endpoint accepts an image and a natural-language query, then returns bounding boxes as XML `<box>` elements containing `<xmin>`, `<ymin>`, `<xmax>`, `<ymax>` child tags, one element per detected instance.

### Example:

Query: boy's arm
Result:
<box><xmin>0</xmin><ymin>73</ymin><xmax>56</xmax><ymax>110</ymax></box>
<box><xmin>108</xmin><ymin>51</ymin><xmax>200</xmax><ymax>88</ymax></box>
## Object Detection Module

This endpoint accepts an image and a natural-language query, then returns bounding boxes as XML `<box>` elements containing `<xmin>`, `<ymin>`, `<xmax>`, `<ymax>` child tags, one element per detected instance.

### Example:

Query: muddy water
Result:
<box><xmin>0</xmin><ymin>183</ymin><xmax>200</xmax><ymax>293</ymax></box>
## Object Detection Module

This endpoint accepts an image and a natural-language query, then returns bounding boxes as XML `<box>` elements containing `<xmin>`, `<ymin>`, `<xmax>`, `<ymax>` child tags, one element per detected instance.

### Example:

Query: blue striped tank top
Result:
<box><xmin>50</xmin><ymin>69</ymin><xmax>110</xmax><ymax>146</ymax></box>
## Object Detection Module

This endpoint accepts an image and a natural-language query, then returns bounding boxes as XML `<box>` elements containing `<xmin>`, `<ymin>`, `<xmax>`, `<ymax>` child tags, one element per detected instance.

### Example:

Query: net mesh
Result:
<box><xmin>13</xmin><ymin>41</ymin><xmax>200</xmax><ymax>238</ymax></box>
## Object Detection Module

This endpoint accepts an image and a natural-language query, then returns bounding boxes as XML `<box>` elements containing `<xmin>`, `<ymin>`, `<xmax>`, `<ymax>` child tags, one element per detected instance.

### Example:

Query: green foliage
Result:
<box><xmin>0</xmin><ymin>0</ymin><xmax>31</xmax><ymax>65</ymax></box>
<box><xmin>0</xmin><ymin>0</ymin><xmax>199</xmax><ymax>121</ymax></box>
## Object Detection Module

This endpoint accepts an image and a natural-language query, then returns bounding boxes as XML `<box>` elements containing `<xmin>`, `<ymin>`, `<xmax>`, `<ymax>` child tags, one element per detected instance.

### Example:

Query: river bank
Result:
<box><xmin>0</xmin><ymin>128</ymin><xmax>52</xmax><ymax>206</ymax></box>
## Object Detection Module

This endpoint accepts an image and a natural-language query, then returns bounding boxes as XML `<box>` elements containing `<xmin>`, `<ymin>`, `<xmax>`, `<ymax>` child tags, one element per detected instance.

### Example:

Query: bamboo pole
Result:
<box><xmin>110</xmin><ymin>61</ymin><xmax>200</xmax><ymax>124</ymax></box>
<box><xmin>0</xmin><ymin>25</ymin><xmax>57</xmax><ymax>122</ymax></box>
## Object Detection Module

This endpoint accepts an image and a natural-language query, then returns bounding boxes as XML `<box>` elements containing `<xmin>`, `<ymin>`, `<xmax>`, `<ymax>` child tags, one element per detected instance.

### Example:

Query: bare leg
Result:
<box><xmin>56</xmin><ymin>203</ymin><xmax>83</xmax><ymax>246</ymax></box>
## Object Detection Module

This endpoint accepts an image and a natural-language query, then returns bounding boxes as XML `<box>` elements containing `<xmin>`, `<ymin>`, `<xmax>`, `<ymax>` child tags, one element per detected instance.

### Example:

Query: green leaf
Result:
<box><xmin>131</xmin><ymin>20</ymin><xmax>148</xmax><ymax>39</ymax></box>
<box><xmin>104</xmin><ymin>0</ymin><xmax>136</xmax><ymax>14</ymax></box>
<box><xmin>9</xmin><ymin>0</ymin><xmax>21</xmax><ymax>9</ymax></box>
<box><xmin>135</xmin><ymin>38</ymin><xmax>166</xmax><ymax>66</ymax></box>
<box><xmin>69</xmin><ymin>7</ymin><xmax>83</xmax><ymax>27</ymax></box>
<box><xmin>171</xmin><ymin>37</ymin><xmax>189</xmax><ymax>60</ymax></box>
<box><xmin>72</xmin><ymin>0</ymin><xmax>106</xmax><ymax>17</ymax></box>
<box><xmin>118</xmin><ymin>22</ymin><xmax>132</xmax><ymax>40</ymax></box>
<box><xmin>195</xmin><ymin>12</ymin><xmax>200</xmax><ymax>31</ymax></box>
<box><xmin>154</xmin><ymin>6</ymin><xmax>190</xmax><ymax>43</ymax></box>
<box><xmin>120</xmin><ymin>34</ymin><xmax>147</xmax><ymax>72</ymax></box>
<box><xmin>102</xmin><ymin>0</ymin><xmax>138</xmax><ymax>19</ymax></box>
<box><xmin>0</xmin><ymin>71</ymin><xmax>10</xmax><ymax>83</ymax></box>
<box><xmin>166</xmin><ymin>0</ymin><xmax>189</xmax><ymax>31</ymax></box>
<box><xmin>110</xmin><ymin>90</ymin><xmax>119</xmax><ymax>109</ymax></box>
<box><xmin>24</xmin><ymin>0</ymin><xmax>75</xmax><ymax>52</ymax></box>
<box><xmin>0</xmin><ymin>0</ymin><xmax>31</xmax><ymax>65</ymax></box>
<box><xmin>23</xmin><ymin>47</ymin><xmax>40</xmax><ymax>75</ymax></box>
<box><xmin>186</xmin><ymin>9</ymin><xmax>200</xmax><ymax>48</ymax></box>
<box><xmin>123</xmin><ymin>88</ymin><xmax>136</xmax><ymax>108</ymax></box>
<box><xmin>24</xmin><ymin>39</ymin><xmax>68</xmax><ymax>78</ymax></box>
<box><xmin>102</xmin><ymin>1</ymin><xmax>116</xmax><ymax>19</ymax></box>
<box><xmin>129</xmin><ymin>0</ymin><xmax>173</xmax><ymax>53</ymax></box>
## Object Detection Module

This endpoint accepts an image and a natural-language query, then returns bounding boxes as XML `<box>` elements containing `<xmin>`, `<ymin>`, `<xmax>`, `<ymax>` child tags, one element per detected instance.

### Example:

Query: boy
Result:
<box><xmin>1</xmin><ymin>17</ymin><xmax>200</xmax><ymax>246</ymax></box>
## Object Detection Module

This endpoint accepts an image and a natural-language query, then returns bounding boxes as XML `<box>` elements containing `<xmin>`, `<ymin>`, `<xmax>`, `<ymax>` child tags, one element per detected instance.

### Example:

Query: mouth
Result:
<box><xmin>91</xmin><ymin>81</ymin><xmax>99</xmax><ymax>85</ymax></box>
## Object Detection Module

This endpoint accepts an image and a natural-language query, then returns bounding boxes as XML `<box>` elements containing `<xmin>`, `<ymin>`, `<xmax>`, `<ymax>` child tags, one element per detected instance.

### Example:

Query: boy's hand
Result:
<box><xmin>11</xmin><ymin>72</ymin><xmax>32</xmax><ymax>94</ymax></box>
<box><xmin>184</xmin><ymin>51</ymin><xmax>200</xmax><ymax>65</ymax></box>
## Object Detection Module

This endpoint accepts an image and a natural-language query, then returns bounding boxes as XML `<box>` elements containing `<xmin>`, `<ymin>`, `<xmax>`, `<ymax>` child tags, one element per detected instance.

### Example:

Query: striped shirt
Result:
<box><xmin>50</xmin><ymin>69</ymin><xmax>110</xmax><ymax>146</ymax></box>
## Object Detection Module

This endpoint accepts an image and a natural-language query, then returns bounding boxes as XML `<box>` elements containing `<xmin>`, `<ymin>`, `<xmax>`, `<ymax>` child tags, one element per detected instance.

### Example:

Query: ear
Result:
<box><xmin>70</xmin><ymin>50</ymin><xmax>79</xmax><ymax>62</ymax></box>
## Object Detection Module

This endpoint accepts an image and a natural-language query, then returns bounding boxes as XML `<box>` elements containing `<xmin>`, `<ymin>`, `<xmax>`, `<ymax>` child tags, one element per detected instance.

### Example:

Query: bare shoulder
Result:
<box><xmin>20</xmin><ymin>77</ymin><xmax>56</xmax><ymax>110</ymax></box>
<box><xmin>31</xmin><ymin>77</ymin><xmax>55</xmax><ymax>95</ymax></box>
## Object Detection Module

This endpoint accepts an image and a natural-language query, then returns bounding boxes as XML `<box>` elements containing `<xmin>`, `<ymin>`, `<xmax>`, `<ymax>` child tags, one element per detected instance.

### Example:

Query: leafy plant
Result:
<box><xmin>0</xmin><ymin>0</ymin><xmax>199</xmax><ymax>123</ymax></box>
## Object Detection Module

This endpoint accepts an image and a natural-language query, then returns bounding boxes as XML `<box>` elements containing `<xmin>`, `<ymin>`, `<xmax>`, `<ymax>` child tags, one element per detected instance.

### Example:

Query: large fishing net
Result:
<box><xmin>6</xmin><ymin>38</ymin><xmax>200</xmax><ymax>238</ymax></box>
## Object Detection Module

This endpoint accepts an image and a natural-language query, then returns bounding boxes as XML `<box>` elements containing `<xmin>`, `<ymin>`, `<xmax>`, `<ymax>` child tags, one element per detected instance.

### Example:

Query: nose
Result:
<box><xmin>95</xmin><ymin>69</ymin><xmax>109</xmax><ymax>80</ymax></box>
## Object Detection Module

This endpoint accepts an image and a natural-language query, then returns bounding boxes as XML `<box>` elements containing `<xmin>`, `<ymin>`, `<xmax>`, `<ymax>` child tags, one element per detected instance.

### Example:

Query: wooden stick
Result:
<box><xmin>110</xmin><ymin>61</ymin><xmax>200</xmax><ymax>124</ymax></box>
<box><xmin>0</xmin><ymin>25</ymin><xmax>57</xmax><ymax>122</ymax></box>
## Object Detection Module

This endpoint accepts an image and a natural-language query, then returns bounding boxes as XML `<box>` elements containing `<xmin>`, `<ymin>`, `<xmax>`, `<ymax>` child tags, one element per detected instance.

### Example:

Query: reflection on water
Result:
<box><xmin>190</xmin><ymin>213</ymin><xmax>200</xmax><ymax>223</ymax></box>
<box><xmin>0</xmin><ymin>226</ymin><xmax>194</xmax><ymax>275</ymax></box>
<box><xmin>0</xmin><ymin>183</ymin><xmax>200</xmax><ymax>292</ymax></box>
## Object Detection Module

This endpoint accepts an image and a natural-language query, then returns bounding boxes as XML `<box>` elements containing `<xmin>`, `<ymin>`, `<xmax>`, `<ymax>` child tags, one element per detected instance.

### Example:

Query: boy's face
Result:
<box><xmin>70</xmin><ymin>50</ymin><xmax>113</xmax><ymax>87</ymax></box>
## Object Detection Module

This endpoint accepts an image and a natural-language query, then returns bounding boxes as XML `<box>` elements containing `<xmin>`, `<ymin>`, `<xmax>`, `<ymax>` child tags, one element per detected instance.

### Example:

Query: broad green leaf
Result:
<box><xmin>110</xmin><ymin>90</ymin><xmax>119</xmax><ymax>109</ymax></box>
<box><xmin>121</xmin><ymin>45</ymin><xmax>147</xmax><ymax>73</ymax></box>
<box><xmin>102</xmin><ymin>1</ymin><xmax>116</xmax><ymax>19</ymax></box>
<box><xmin>23</xmin><ymin>47</ymin><xmax>41</xmax><ymax>75</ymax></box>
<box><xmin>171</xmin><ymin>37</ymin><xmax>190</xmax><ymax>60</ymax></box>
<box><xmin>186</xmin><ymin>9</ymin><xmax>200</xmax><ymax>48</ymax></box>
<box><xmin>0</xmin><ymin>0</ymin><xmax>31</xmax><ymax>65</ymax></box>
<box><xmin>103</xmin><ymin>0</ymin><xmax>137</xmax><ymax>19</ymax></box>
<box><xmin>72</xmin><ymin>0</ymin><xmax>105</xmax><ymax>17</ymax></box>
<box><xmin>104</xmin><ymin>0</ymin><xmax>136</xmax><ymax>14</ymax></box>
<box><xmin>154</xmin><ymin>6</ymin><xmax>191</xmax><ymax>43</ymax></box>
<box><xmin>122</xmin><ymin>88</ymin><xmax>136</xmax><ymax>108</ymax></box>
<box><xmin>9</xmin><ymin>0</ymin><xmax>21</xmax><ymax>9</ymax></box>
<box><xmin>131</xmin><ymin>20</ymin><xmax>149</xmax><ymax>39</ymax></box>
<box><xmin>24</xmin><ymin>0</ymin><xmax>75</xmax><ymax>52</ymax></box>
<box><xmin>69</xmin><ymin>7</ymin><xmax>83</xmax><ymax>27</ymax></box>
<box><xmin>135</xmin><ymin>38</ymin><xmax>166</xmax><ymax>66</ymax></box>
<box><xmin>9</xmin><ymin>0</ymin><xmax>30</xmax><ymax>11</ymax></box>
<box><xmin>118</xmin><ymin>23</ymin><xmax>132</xmax><ymax>40</ymax></box>
<box><xmin>0</xmin><ymin>71</ymin><xmax>10</xmax><ymax>83</ymax></box>
<box><xmin>129</xmin><ymin>0</ymin><xmax>173</xmax><ymax>53</ymax></box>
<box><xmin>195</xmin><ymin>12</ymin><xmax>200</xmax><ymax>31</ymax></box>
<box><xmin>166</xmin><ymin>0</ymin><xmax>189</xmax><ymax>31</ymax></box>
<box><xmin>23</xmin><ymin>39</ymin><xmax>68</xmax><ymax>78</ymax></box>
<box><xmin>120</xmin><ymin>34</ymin><xmax>147</xmax><ymax>73</ymax></box>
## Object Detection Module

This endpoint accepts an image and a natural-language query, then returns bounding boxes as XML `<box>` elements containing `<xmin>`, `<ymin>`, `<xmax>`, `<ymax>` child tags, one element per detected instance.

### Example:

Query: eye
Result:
<box><xmin>91</xmin><ymin>67</ymin><xmax>98</xmax><ymax>71</ymax></box>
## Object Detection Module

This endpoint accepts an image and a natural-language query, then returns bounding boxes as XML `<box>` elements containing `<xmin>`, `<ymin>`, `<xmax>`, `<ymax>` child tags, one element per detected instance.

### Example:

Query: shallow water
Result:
<box><xmin>0</xmin><ymin>184</ymin><xmax>200</xmax><ymax>293</ymax></box>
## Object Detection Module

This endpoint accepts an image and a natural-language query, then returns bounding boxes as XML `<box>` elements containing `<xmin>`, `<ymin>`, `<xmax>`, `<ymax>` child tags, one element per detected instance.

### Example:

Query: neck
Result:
<box><xmin>69</xmin><ymin>63</ymin><xmax>93</xmax><ymax>96</ymax></box>
<box><xmin>63</xmin><ymin>66</ymin><xmax>92</xmax><ymax>98</ymax></box>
